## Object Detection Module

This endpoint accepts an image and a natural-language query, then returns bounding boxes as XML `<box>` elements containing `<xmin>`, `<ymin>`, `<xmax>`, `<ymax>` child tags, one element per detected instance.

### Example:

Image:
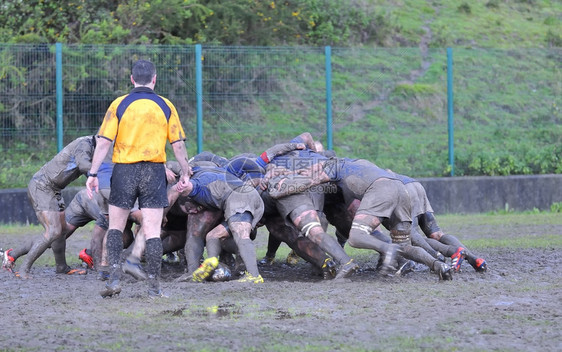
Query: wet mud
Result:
<box><xmin>0</xmin><ymin>224</ymin><xmax>560</xmax><ymax>351</ymax></box>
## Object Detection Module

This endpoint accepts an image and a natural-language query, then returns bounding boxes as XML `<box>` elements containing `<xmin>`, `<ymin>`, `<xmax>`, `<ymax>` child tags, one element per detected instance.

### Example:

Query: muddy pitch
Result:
<box><xmin>0</xmin><ymin>223</ymin><xmax>561</xmax><ymax>352</ymax></box>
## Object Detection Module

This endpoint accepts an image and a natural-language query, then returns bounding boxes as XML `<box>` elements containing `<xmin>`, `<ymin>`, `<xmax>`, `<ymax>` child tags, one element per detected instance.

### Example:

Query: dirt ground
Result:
<box><xmin>0</xmin><ymin>219</ymin><xmax>561</xmax><ymax>352</ymax></box>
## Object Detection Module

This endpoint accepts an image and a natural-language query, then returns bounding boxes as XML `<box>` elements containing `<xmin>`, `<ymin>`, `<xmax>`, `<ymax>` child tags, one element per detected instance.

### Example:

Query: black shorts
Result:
<box><xmin>109</xmin><ymin>162</ymin><xmax>168</xmax><ymax>209</ymax></box>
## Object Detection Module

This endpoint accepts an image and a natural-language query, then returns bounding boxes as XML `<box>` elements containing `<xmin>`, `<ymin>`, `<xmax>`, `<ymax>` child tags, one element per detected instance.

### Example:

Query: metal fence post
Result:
<box><xmin>56</xmin><ymin>42</ymin><xmax>63</xmax><ymax>151</ymax></box>
<box><xmin>447</xmin><ymin>47</ymin><xmax>455</xmax><ymax>176</ymax></box>
<box><xmin>196</xmin><ymin>44</ymin><xmax>203</xmax><ymax>153</ymax></box>
<box><xmin>325</xmin><ymin>46</ymin><xmax>333</xmax><ymax>150</ymax></box>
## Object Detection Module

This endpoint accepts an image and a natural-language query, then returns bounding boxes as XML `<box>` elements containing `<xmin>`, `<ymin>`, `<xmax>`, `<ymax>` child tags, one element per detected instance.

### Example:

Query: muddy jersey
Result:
<box><xmin>31</xmin><ymin>136</ymin><xmax>95</xmax><ymax>191</ymax></box>
<box><xmin>323</xmin><ymin>158</ymin><xmax>397</xmax><ymax>202</ymax></box>
<box><xmin>97</xmin><ymin>87</ymin><xmax>185</xmax><ymax>164</ymax></box>
<box><xmin>271</xmin><ymin>149</ymin><xmax>328</xmax><ymax>171</ymax></box>
<box><xmin>392</xmin><ymin>173</ymin><xmax>417</xmax><ymax>185</ymax></box>
<box><xmin>225</xmin><ymin>154</ymin><xmax>265</xmax><ymax>183</ymax></box>
<box><xmin>187</xmin><ymin>167</ymin><xmax>245</xmax><ymax>210</ymax></box>
<box><xmin>191</xmin><ymin>151</ymin><xmax>229</xmax><ymax>168</ymax></box>
<box><xmin>269</xmin><ymin>134</ymin><xmax>327</xmax><ymax>170</ymax></box>
<box><xmin>187</xmin><ymin>167</ymin><xmax>264</xmax><ymax>227</ymax></box>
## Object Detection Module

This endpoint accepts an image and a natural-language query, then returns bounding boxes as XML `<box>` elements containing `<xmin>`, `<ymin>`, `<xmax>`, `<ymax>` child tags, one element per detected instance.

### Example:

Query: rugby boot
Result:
<box><xmin>122</xmin><ymin>258</ymin><xmax>148</xmax><ymax>280</ymax></box>
<box><xmin>78</xmin><ymin>248</ymin><xmax>94</xmax><ymax>269</ymax></box>
<box><xmin>435</xmin><ymin>261</ymin><xmax>453</xmax><ymax>281</ymax></box>
<box><xmin>472</xmin><ymin>258</ymin><xmax>488</xmax><ymax>272</ymax></box>
<box><xmin>286</xmin><ymin>250</ymin><xmax>300</xmax><ymax>266</ymax></box>
<box><xmin>148</xmin><ymin>289</ymin><xmax>169</xmax><ymax>299</ymax></box>
<box><xmin>334</xmin><ymin>259</ymin><xmax>359</xmax><ymax>280</ymax></box>
<box><xmin>62</xmin><ymin>268</ymin><xmax>87</xmax><ymax>275</ymax></box>
<box><xmin>97</xmin><ymin>270</ymin><xmax>110</xmax><ymax>281</ymax></box>
<box><xmin>258</xmin><ymin>255</ymin><xmax>275</xmax><ymax>266</ymax></box>
<box><xmin>450</xmin><ymin>247</ymin><xmax>466</xmax><ymax>272</ymax></box>
<box><xmin>237</xmin><ymin>271</ymin><xmax>264</xmax><ymax>283</ymax></box>
<box><xmin>321</xmin><ymin>258</ymin><xmax>337</xmax><ymax>280</ymax></box>
<box><xmin>147</xmin><ymin>276</ymin><xmax>168</xmax><ymax>298</ymax></box>
<box><xmin>1</xmin><ymin>248</ymin><xmax>15</xmax><ymax>272</ymax></box>
<box><xmin>162</xmin><ymin>252</ymin><xmax>179</xmax><ymax>264</ymax></box>
<box><xmin>192</xmin><ymin>256</ymin><xmax>219</xmax><ymax>282</ymax></box>
<box><xmin>100</xmin><ymin>280</ymin><xmax>122</xmax><ymax>298</ymax></box>
<box><xmin>395</xmin><ymin>260</ymin><xmax>416</xmax><ymax>277</ymax></box>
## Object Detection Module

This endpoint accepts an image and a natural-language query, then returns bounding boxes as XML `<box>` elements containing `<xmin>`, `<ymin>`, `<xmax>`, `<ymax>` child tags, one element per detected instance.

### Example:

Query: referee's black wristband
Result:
<box><xmin>87</xmin><ymin>171</ymin><xmax>98</xmax><ymax>177</ymax></box>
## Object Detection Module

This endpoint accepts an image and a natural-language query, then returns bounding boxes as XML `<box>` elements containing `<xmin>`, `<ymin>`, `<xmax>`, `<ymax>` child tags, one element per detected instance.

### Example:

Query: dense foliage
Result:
<box><xmin>0</xmin><ymin>1</ymin><xmax>560</xmax><ymax>188</ymax></box>
<box><xmin>1</xmin><ymin>0</ymin><xmax>559</xmax><ymax>47</ymax></box>
<box><xmin>0</xmin><ymin>0</ymin><xmax>395</xmax><ymax>46</ymax></box>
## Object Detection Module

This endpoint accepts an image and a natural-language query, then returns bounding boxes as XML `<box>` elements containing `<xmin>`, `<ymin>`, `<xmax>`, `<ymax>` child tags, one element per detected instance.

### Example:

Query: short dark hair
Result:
<box><xmin>131</xmin><ymin>60</ymin><xmax>156</xmax><ymax>85</ymax></box>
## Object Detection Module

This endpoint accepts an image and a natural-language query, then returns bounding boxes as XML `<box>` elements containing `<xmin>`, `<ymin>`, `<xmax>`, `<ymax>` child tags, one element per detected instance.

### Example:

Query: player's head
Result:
<box><xmin>131</xmin><ymin>59</ymin><xmax>156</xmax><ymax>85</ymax></box>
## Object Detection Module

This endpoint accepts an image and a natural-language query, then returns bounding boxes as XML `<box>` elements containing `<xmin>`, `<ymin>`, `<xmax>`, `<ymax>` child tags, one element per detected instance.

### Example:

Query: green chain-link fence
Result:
<box><xmin>0</xmin><ymin>44</ymin><xmax>560</xmax><ymax>188</ymax></box>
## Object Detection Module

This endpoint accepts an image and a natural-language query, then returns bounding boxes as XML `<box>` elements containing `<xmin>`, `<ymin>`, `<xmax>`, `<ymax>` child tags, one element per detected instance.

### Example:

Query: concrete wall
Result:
<box><xmin>0</xmin><ymin>187</ymin><xmax>81</xmax><ymax>225</ymax></box>
<box><xmin>1</xmin><ymin>174</ymin><xmax>561</xmax><ymax>224</ymax></box>
<box><xmin>418</xmin><ymin>174</ymin><xmax>562</xmax><ymax>214</ymax></box>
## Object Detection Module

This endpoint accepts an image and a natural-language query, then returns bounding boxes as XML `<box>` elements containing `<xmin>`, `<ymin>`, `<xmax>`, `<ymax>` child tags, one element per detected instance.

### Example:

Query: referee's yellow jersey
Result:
<box><xmin>98</xmin><ymin>87</ymin><xmax>186</xmax><ymax>164</ymax></box>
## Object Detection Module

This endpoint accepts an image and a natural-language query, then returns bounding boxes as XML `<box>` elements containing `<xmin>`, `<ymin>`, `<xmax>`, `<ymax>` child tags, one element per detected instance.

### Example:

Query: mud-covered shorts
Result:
<box><xmin>273</xmin><ymin>190</ymin><xmax>324</xmax><ymax>224</ymax></box>
<box><xmin>109</xmin><ymin>162</ymin><xmax>168</xmax><ymax>209</ymax></box>
<box><xmin>404</xmin><ymin>182</ymin><xmax>433</xmax><ymax>218</ymax></box>
<box><xmin>356</xmin><ymin>178</ymin><xmax>412</xmax><ymax>228</ymax></box>
<box><xmin>27</xmin><ymin>176</ymin><xmax>65</xmax><ymax>212</ymax></box>
<box><xmin>224</xmin><ymin>186</ymin><xmax>264</xmax><ymax>228</ymax></box>
<box><xmin>65</xmin><ymin>188</ymin><xmax>101</xmax><ymax>227</ymax></box>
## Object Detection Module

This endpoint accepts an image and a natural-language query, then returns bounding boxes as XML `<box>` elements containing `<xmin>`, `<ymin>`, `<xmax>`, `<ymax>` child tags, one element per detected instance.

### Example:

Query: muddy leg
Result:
<box><xmin>229</xmin><ymin>221</ymin><xmax>259</xmax><ymax>277</ymax></box>
<box><xmin>20</xmin><ymin>210</ymin><xmax>65</xmax><ymax>275</ymax></box>
<box><xmin>51</xmin><ymin>235</ymin><xmax>70</xmax><ymax>273</ymax></box>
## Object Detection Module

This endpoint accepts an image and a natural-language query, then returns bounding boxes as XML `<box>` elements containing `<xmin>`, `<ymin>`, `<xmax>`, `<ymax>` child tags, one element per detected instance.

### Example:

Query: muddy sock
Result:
<box><xmin>400</xmin><ymin>244</ymin><xmax>437</xmax><ymax>268</ymax></box>
<box><xmin>20</xmin><ymin>237</ymin><xmax>52</xmax><ymax>273</ymax></box>
<box><xmin>145</xmin><ymin>238</ymin><xmax>163</xmax><ymax>282</ymax></box>
<box><xmin>235</xmin><ymin>237</ymin><xmax>260</xmax><ymax>277</ymax></box>
<box><xmin>51</xmin><ymin>236</ymin><xmax>69</xmax><ymax>273</ymax></box>
<box><xmin>126</xmin><ymin>254</ymin><xmax>141</xmax><ymax>264</ymax></box>
<box><xmin>426</xmin><ymin>238</ymin><xmax>456</xmax><ymax>256</ymax></box>
<box><xmin>439</xmin><ymin>234</ymin><xmax>465</xmax><ymax>249</ymax></box>
<box><xmin>335</xmin><ymin>230</ymin><xmax>348</xmax><ymax>247</ymax></box>
<box><xmin>439</xmin><ymin>235</ymin><xmax>479</xmax><ymax>264</ymax></box>
<box><xmin>465</xmin><ymin>253</ymin><xmax>479</xmax><ymax>267</ymax></box>
<box><xmin>206</xmin><ymin>237</ymin><xmax>222</xmax><ymax>258</ymax></box>
<box><xmin>185</xmin><ymin>235</ymin><xmax>205</xmax><ymax>274</ymax></box>
<box><xmin>319</xmin><ymin>233</ymin><xmax>352</xmax><ymax>264</ymax></box>
<box><xmin>410</xmin><ymin>231</ymin><xmax>440</xmax><ymax>258</ymax></box>
<box><xmin>294</xmin><ymin>237</ymin><xmax>326</xmax><ymax>268</ymax></box>
<box><xmin>348</xmin><ymin>230</ymin><xmax>390</xmax><ymax>254</ymax></box>
<box><xmin>106</xmin><ymin>229</ymin><xmax>123</xmax><ymax>280</ymax></box>
<box><xmin>396</xmin><ymin>255</ymin><xmax>408</xmax><ymax>268</ymax></box>
<box><xmin>371</xmin><ymin>229</ymin><xmax>392</xmax><ymax>243</ymax></box>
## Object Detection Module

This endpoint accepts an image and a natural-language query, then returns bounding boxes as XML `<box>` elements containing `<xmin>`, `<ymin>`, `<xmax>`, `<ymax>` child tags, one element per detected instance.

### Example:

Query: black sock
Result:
<box><xmin>106</xmin><ymin>229</ymin><xmax>123</xmax><ymax>280</ymax></box>
<box><xmin>145</xmin><ymin>237</ymin><xmax>163</xmax><ymax>280</ymax></box>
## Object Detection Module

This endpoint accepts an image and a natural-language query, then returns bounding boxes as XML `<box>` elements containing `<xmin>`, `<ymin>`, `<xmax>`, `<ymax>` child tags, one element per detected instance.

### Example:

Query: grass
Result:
<box><xmin>0</xmin><ymin>2</ymin><xmax>561</xmax><ymax>187</ymax></box>
<box><xmin>464</xmin><ymin>234</ymin><xmax>562</xmax><ymax>249</ymax></box>
<box><xmin>1</xmin><ymin>211</ymin><xmax>559</xmax><ymax>272</ymax></box>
